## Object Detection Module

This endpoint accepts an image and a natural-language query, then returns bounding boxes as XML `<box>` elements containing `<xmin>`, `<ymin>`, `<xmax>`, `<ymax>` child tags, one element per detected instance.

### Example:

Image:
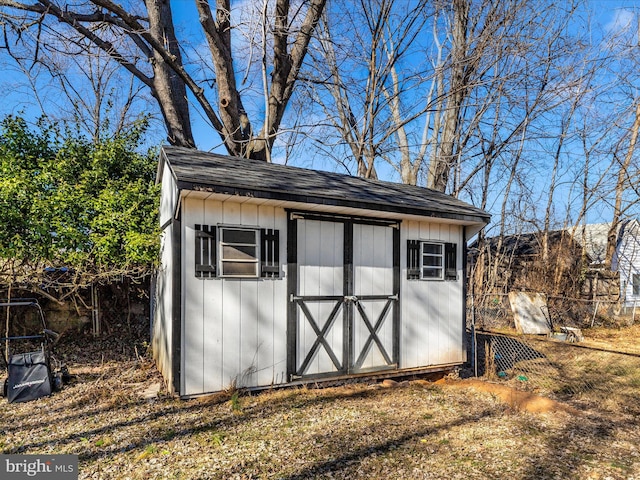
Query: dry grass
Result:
<box><xmin>478</xmin><ymin>326</ymin><xmax>640</xmax><ymax>417</ymax></box>
<box><xmin>0</xmin><ymin>327</ymin><xmax>639</xmax><ymax>479</ymax></box>
<box><xmin>584</xmin><ymin>324</ymin><xmax>640</xmax><ymax>355</ymax></box>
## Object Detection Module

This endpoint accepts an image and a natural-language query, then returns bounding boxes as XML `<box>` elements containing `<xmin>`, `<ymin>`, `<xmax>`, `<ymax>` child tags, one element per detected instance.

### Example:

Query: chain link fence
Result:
<box><xmin>468</xmin><ymin>293</ymin><xmax>639</xmax><ymax>331</ymax></box>
<box><xmin>466</xmin><ymin>294</ymin><xmax>640</xmax><ymax>414</ymax></box>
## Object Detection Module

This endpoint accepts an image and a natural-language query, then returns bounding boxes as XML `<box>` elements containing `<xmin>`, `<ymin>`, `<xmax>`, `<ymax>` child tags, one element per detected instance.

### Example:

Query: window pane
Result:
<box><xmin>422</xmin><ymin>243</ymin><xmax>442</xmax><ymax>255</ymax></box>
<box><xmin>222</xmin><ymin>244</ymin><xmax>256</xmax><ymax>260</ymax></box>
<box><xmin>633</xmin><ymin>274</ymin><xmax>640</xmax><ymax>296</ymax></box>
<box><xmin>222</xmin><ymin>228</ymin><xmax>256</xmax><ymax>243</ymax></box>
<box><xmin>420</xmin><ymin>242</ymin><xmax>444</xmax><ymax>280</ymax></box>
<box><xmin>222</xmin><ymin>262</ymin><xmax>258</xmax><ymax>276</ymax></box>
<box><xmin>422</xmin><ymin>255</ymin><xmax>443</xmax><ymax>267</ymax></box>
<box><xmin>219</xmin><ymin>227</ymin><xmax>259</xmax><ymax>277</ymax></box>
<box><xmin>222</xmin><ymin>229</ymin><xmax>256</xmax><ymax>244</ymax></box>
<box><xmin>423</xmin><ymin>268</ymin><xmax>442</xmax><ymax>279</ymax></box>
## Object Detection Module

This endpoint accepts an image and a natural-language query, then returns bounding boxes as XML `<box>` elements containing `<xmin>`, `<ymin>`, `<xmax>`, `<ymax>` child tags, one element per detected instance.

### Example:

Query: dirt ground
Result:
<box><xmin>0</xmin><ymin>325</ymin><xmax>639</xmax><ymax>479</ymax></box>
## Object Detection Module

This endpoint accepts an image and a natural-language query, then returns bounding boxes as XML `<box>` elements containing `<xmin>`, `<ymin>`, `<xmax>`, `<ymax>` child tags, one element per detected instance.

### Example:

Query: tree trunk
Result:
<box><xmin>255</xmin><ymin>0</ymin><xmax>326</xmax><ymax>160</ymax></box>
<box><xmin>427</xmin><ymin>0</ymin><xmax>468</xmax><ymax>192</ymax></box>
<box><xmin>146</xmin><ymin>0</ymin><xmax>195</xmax><ymax>147</ymax></box>
<box><xmin>607</xmin><ymin>102</ymin><xmax>640</xmax><ymax>266</ymax></box>
<box><xmin>196</xmin><ymin>0</ymin><xmax>249</xmax><ymax>157</ymax></box>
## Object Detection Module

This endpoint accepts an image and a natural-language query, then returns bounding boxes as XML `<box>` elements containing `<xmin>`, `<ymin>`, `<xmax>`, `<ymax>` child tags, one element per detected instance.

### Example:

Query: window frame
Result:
<box><xmin>218</xmin><ymin>226</ymin><xmax>260</xmax><ymax>278</ymax></box>
<box><xmin>633</xmin><ymin>273</ymin><xmax>640</xmax><ymax>296</ymax></box>
<box><xmin>420</xmin><ymin>241</ymin><xmax>445</xmax><ymax>280</ymax></box>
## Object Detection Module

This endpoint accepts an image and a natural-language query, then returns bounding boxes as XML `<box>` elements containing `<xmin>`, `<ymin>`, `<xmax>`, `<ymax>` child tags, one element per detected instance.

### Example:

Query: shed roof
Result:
<box><xmin>160</xmin><ymin>146</ymin><xmax>490</xmax><ymax>227</ymax></box>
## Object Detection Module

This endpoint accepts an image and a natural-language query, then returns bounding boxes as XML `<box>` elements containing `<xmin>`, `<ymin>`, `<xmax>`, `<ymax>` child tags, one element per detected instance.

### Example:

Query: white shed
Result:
<box><xmin>153</xmin><ymin>146</ymin><xmax>490</xmax><ymax>397</ymax></box>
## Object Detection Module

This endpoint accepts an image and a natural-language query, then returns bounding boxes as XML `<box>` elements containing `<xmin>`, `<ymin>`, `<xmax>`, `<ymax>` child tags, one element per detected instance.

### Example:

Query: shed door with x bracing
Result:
<box><xmin>288</xmin><ymin>215</ymin><xmax>399</xmax><ymax>380</ymax></box>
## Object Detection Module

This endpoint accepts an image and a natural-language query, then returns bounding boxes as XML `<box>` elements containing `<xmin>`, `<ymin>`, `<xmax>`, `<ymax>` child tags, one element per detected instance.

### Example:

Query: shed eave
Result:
<box><xmin>176</xmin><ymin>180</ymin><xmax>490</xmax><ymax>227</ymax></box>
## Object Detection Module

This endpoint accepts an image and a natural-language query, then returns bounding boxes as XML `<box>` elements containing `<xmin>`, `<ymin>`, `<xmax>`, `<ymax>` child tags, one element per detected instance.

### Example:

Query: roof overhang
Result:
<box><xmin>159</xmin><ymin>146</ymin><xmax>491</xmax><ymax>237</ymax></box>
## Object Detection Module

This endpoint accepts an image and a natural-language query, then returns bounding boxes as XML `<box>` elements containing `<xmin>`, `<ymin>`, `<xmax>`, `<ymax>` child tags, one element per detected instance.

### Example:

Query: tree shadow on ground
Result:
<box><xmin>518</xmin><ymin>412</ymin><xmax>640</xmax><ymax>479</ymax></box>
<box><xmin>234</xmin><ymin>408</ymin><xmax>500</xmax><ymax>480</ymax></box>
<box><xmin>0</xmin><ymin>376</ymin><xmax>394</xmax><ymax>461</ymax></box>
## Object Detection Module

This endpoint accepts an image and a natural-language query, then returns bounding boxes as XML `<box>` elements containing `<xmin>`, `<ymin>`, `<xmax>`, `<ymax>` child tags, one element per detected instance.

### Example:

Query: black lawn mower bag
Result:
<box><xmin>6</xmin><ymin>350</ymin><xmax>53</xmax><ymax>403</ymax></box>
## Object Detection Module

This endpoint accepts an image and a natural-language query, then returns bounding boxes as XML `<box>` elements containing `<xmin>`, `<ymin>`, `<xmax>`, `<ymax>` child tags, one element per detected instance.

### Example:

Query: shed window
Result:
<box><xmin>195</xmin><ymin>225</ymin><xmax>280</xmax><ymax>279</ymax></box>
<box><xmin>407</xmin><ymin>240</ymin><xmax>457</xmax><ymax>280</ymax></box>
<box><xmin>422</xmin><ymin>242</ymin><xmax>444</xmax><ymax>279</ymax></box>
<box><xmin>633</xmin><ymin>274</ymin><xmax>640</xmax><ymax>296</ymax></box>
<box><xmin>220</xmin><ymin>227</ymin><xmax>259</xmax><ymax>277</ymax></box>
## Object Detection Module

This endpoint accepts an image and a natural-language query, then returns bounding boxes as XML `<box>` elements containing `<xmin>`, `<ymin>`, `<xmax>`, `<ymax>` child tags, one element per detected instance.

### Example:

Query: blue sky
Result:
<box><xmin>1</xmin><ymin>0</ymin><xmax>637</xmax><ymax>155</ymax></box>
<box><xmin>1</xmin><ymin>0</ymin><xmax>639</xmax><ymax>229</ymax></box>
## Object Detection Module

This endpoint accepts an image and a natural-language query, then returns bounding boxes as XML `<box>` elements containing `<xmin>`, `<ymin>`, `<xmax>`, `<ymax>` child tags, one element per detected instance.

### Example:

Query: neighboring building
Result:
<box><xmin>153</xmin><ymin>146</ymin><xmax>490</xmax><ymax>397</ymax></box>
<box><xmin>567</xmin><ymin>221</ymin><xmax>640</xmax><ymax>305</ymax></box>
<box><xmin>610</xmin><ymin>220</ymin><xmax>640</xmax><ymax>306</ymax></box>
<box><xmin>472</xmin><ymin>220</ymin><xmax>640</xmax><ymax>306</ymax></box>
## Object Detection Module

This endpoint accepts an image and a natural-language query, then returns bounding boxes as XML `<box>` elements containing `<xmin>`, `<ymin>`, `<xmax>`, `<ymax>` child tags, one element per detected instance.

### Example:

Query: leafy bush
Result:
<box><xmin>0</xmin><ymin>115</ymin><xmax>159</xmax><ymax>284</ymax></box>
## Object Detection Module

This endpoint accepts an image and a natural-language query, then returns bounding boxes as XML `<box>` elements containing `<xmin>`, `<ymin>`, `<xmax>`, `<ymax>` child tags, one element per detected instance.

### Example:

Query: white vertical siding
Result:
<box><xmin>615</xmin><ymin>221</ymin><xmax>640</xmax><ymax>306</ymax></box>
<box><xmin>296</xmin><ymin>220</ymin><xmax>344</xmax><ymax>376</ymax></box>
<box><xmin>181</xmin><ymin>197</ymin><xmax>288</xmax><ymax>395</ymax></box>
<box><xmin>202</xmin><ymin>201</ymin><xmax>224</xmax><ymax>392</ymax></box>
<box><xmin>158</xmin><ymin>162</ymin><xmax>178</xmax><ymax>226</ymax></box>
<box><xmin>152</xmin><ymin>165</ymin><xmax>179</xmax><ymax>391</ymax></box>
<box><xmin>257</xmin><ymin>205</ymin><xmax>288</xmax><ymax>386</ymax></box>
<box><xmin>183</xmin><ymin>198</ymin><xmax>205</xmax><ymax>395</ymax></box>
<box><xmin>220</xmin><ymin>201</ymin><xmax>243</xmax><ymax>390</ymax></box>
<box><xmin>400</xmin><ymin>221</ymin><xmax>464</xmax><ymax>369</ymax></box>
<box><xmin>152</xmin><ymin>226</ymin><xmax>174</xmax><ymax>391</ymax></box>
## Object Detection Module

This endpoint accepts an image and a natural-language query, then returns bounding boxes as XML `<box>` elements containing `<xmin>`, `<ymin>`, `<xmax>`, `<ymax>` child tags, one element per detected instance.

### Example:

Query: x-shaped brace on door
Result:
<box><xmin>352</xmin><ymin>298</ymin><xmax>394</xmax><ymax>369</ymax></box>
<box><xmin>295</xmin><ymin>299</ymin><xmax>344</xmax><ymax>375</ymax></box>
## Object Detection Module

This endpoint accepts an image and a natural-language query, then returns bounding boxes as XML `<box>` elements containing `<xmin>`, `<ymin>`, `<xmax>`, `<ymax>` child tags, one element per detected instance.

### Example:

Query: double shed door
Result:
<box><xmin>288</xmin><ymin>215</ymin><xmax>400</xmax><ymax>379</ymax></box>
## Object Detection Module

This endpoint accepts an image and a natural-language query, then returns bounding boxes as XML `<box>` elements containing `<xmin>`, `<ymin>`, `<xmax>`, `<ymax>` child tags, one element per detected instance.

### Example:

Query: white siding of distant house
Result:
<box><xmin>400</xmin><ymin>221</ymin><xmax>465</xmax><ymax>369</ymax></box>
<box><xmin>613</xmin><ymin>221</ymin><xmax>640</xmax><ymax>306</ymax></box>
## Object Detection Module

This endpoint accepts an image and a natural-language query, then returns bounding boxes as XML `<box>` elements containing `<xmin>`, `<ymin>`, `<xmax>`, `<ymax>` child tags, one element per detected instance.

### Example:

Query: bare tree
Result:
<box><xmin>301</xmin><ymin>0</ymin><xmax>430</xmax><ymax>179</ymax></box>
<box><xmin>587</xmin><ymin>9</ymin><xmax>640</xmax><ymax>266</ymax></box>
<box><xmin>304</xmin><ymin>0</ymin><xmax>588</xmax><ymax>197</ymax></box>
<box><xmin>0</xmin><ymin>0</ymin><xmax>327</xmax><ymax>160</ymax></box>
<box><xmin>606</xmin><ymin>102</ymin><xmax>640</xmax><ymax>264</ymax></box>
<box><xmin>2</xmin><ymin>35</ymin><xmax>153</xmax><ymax>141</ymax></box>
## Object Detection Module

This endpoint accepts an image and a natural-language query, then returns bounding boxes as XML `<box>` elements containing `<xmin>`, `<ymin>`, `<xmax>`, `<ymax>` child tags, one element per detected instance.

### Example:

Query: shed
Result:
<box><xmin>153</xmin><ymin>146</ymin><xmax>490</xmax><ymax>396</ymax></box>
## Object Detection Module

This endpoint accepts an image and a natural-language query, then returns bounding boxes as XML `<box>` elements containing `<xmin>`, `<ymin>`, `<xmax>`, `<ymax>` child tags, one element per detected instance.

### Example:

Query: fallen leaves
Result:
<box><xmin>0</xmin><ymin>326</ymin><xmax>639</xmax><ymax>479</ymax></box>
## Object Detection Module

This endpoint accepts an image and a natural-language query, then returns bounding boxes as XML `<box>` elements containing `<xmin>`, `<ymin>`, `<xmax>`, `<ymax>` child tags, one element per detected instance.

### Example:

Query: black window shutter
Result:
<box><xmin>195</xmin><ymin>224</ymin><xmax>216</xmax><ymax>278</ymax></box>
<box><xmin>445</xmin><ymin>242</ymin><xmax>457</xmax><ymax>280</ymax></box>
<box><xmin>260</xmin><ymin>228</ymin><xmax>280</xmax><ymax>278</ymax></box>
<box><xmin>407</xmin><ymin>240</ymin><xmax>420</xmax><ymax>279</ymax></box>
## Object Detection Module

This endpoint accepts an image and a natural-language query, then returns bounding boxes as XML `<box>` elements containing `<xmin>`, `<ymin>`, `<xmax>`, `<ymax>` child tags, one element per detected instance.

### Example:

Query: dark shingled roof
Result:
<box><xmin>161</xmin><ymin>146</ymin><xmax>490</xmax><ymax>225</ymax></box>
